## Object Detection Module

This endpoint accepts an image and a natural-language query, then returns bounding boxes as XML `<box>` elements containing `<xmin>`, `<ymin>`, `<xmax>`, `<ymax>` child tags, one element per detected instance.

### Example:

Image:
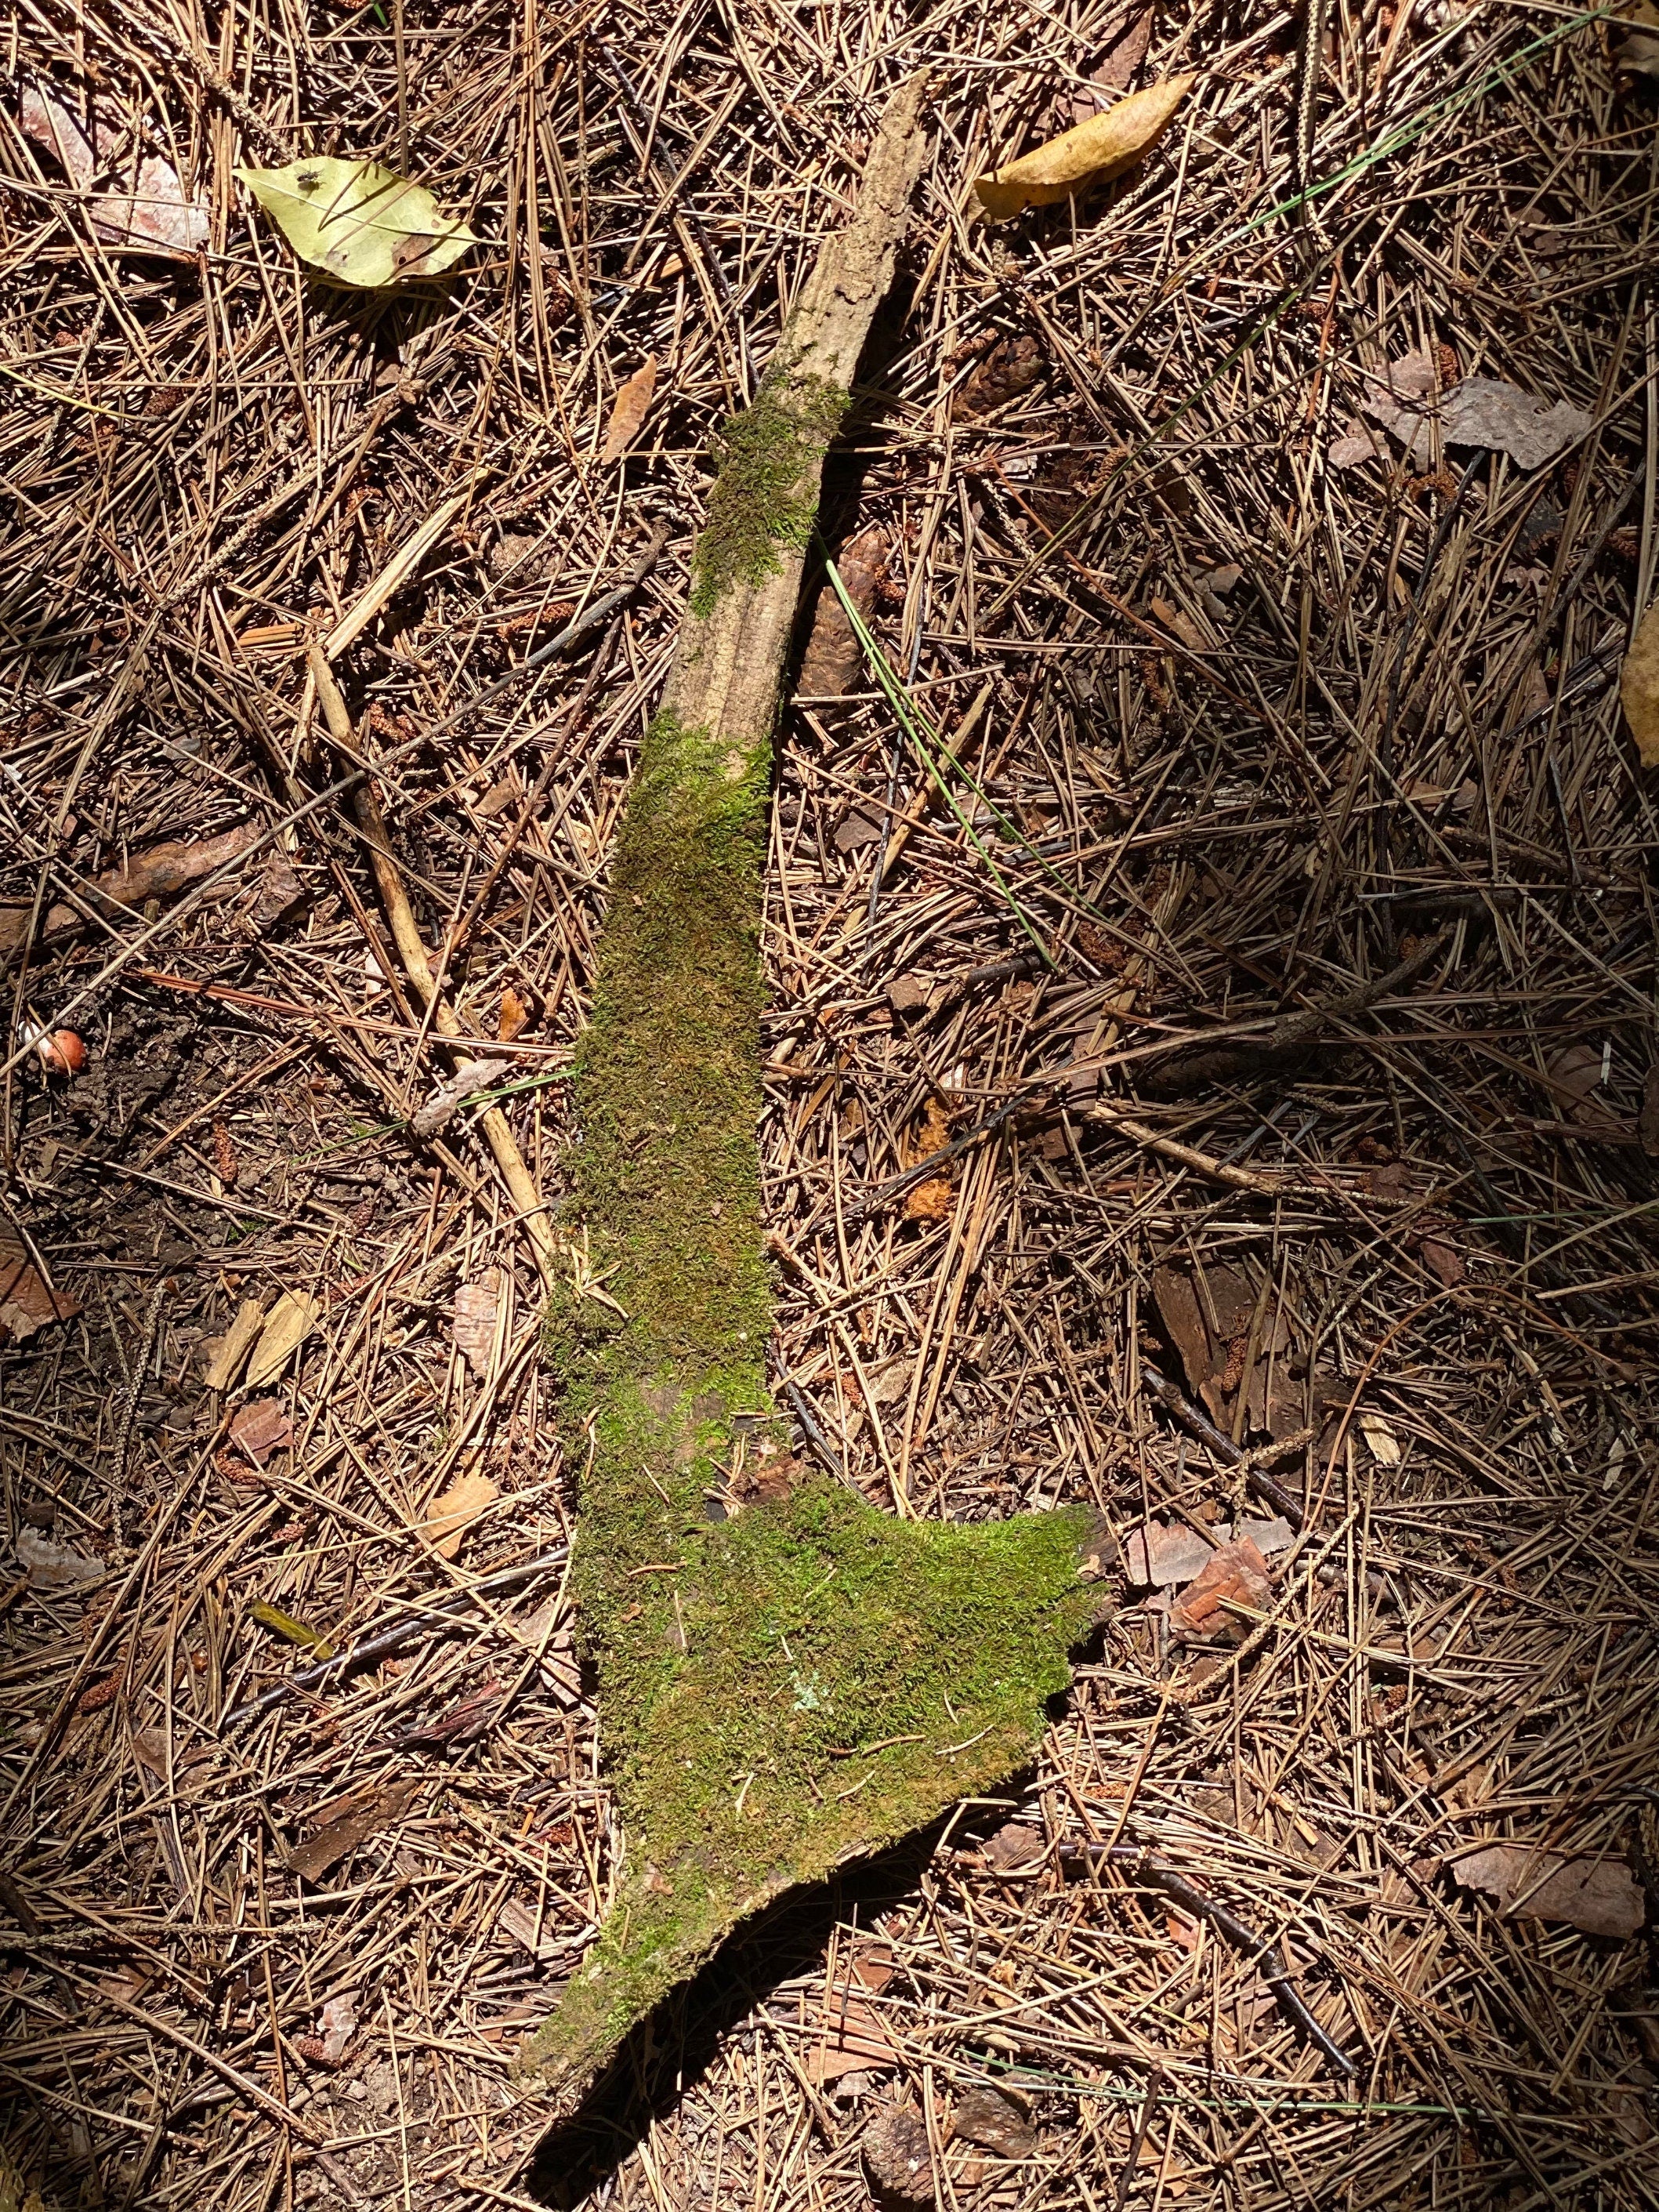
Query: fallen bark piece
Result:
<box><xmin>1451</xmin><ymin>1844</ymin><xmax>1644</xmax><ymax>1938</ymax></box>
<box><xmin>202</xmin><ymin>1297</ymin><xmax>265</xmax><ymax>1391</ymax></box>
<box><xmin>514</xmin><ymin>78</ymin><xmax>1102</xmax><ymax>2121</ymax></box>
<box><xmin>453</xmin><ymin>1271</ymin><xmax>501</xmax><ymax>1377</ymax></box>
<box><xmin>795</xmin><ymin>524</ymin><xmax>889</xmax><ymax>698</ymax></box>
<box><xmin>1169</xmin><ymin>1536</ymin><xmax>1272</xmax><ymax>1640</ymax></box>
<box><xmin>288</xmin><ymin>1782</ymin><xmax>418</xmax><ymax>1884</ymax></box>
<box><xmin>244</xmin><ymin>1290</ymin><xmax>321</xmax><ymax>1389</ymax></box>
<box><xmin>5</xmin><ymin>824</ymin><xmax>262</xmax><ymax>963</ymax></box>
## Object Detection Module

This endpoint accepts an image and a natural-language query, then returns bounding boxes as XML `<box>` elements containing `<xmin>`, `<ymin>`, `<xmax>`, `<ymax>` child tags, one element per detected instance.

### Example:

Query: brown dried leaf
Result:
<box><xmin>980</xmin><ymin>1820</ymin><xmax>1045</xmax><ymax>1870</ymax></box>
<box><xmin>250</xmin><ymin>854</ymin><xmax>308</xmax><ymax>930</ymax></box>
<box><xmin>202</xmin><ymin>1297</ymin><xmax>265</xmax><ymax>1391</ymax></box>
<box><xmin>288</xmin><ymin>1780</ymin><xmax>418</xmax><ymax>1884</ymax></box>
<box><xmin>1440</xmin><ymin>378</ymin><xmax>1591</xmax><ymax>470</ymax></box>
<box><xmin>1170</xmin><ymin>1536</ymin><xmax>1272</xmax><ymax>1639</ymax></box>
<box><xmin>244</xmin><ymin>1290</ymin><xmax>321</xmax><ymax>1389</ymax></box>
<box><xmin>20</xmin><ymin>83</ymin><xmax>208</xmax><ymax>256</ymax></box>
<box><xmin>498</xmin><ymin>985</ymin><xmax>531</xmax><ymax>1041</ymax></box>
<box><xmin>600</xmin><ymin>357</ymin><xmax>657</xmax><ymax>462</ymax></box>
<box><xmin>453</xmin><ymin>1270</ymin><xmax>501</xmax><ymax>1378</ymax></box>
<box><xmin>0</xmin><ymin>1238</ymin><xmax>79</xmax><ymax>1344</ymax></box>
<box><xmin>1092</xmin><ymin>9</ymin><xmax>1153</xmax><ymax>92</ymax></box>
<box><xmin>1150</xmin><ymin>1264</ymin><xmax>1212</xmax><ymax>1398</ymax></box>
<box><xmin>1451</xmin><ymin>1844</ymin><xmax>1645</xmax><ymax>1938</ymax></box>
<box><xmin>797</xmin><ymin>526</ymin><xmax>889</xmax><ymax>698</ymax></box>
<box><xmin>229</xmin><ymin>1398</ymin><xmax>292</xmax><ymax>1467</ymax></box>
<box><xmin>975</xmin><ymin>75</ymin><xmax>1193</xmax><ymax>222</ymax></box>
<box><xmin>1621</xmin><ymin>598</ymin><xmax>1659</xmax><ymax>768</ymax></box>
<box><xmin>1548</xmin><ymin>1041</ymin><xmax>1605</xmax><ymax>1122</ymax></box>
<box><xmin>16</xmin><ymin>1526</ymin><xmax>104</xmax><ymax>1590</ymax></box>
<box><xmin>417</xmin><ymin>1466</ymin><xmax>498</xmax><ymax>1560</ymax></box>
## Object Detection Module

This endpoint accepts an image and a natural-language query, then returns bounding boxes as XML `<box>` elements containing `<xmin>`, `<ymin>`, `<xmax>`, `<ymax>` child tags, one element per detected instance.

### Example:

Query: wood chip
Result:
<box><xmin>201</xmin><ymin>1297</ymin><xmax>266</xmax><ymax>1391</ymax></box>
<box><xmin>244</xmin><ymin>1292</ymin><xmax>321</xmax><ymax>1389</ymax></box>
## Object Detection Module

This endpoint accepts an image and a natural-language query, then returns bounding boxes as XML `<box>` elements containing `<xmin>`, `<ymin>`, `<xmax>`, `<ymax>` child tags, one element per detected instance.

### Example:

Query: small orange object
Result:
<box><xmin>35</xmin><ymin>1028</ymin><xmax>86</xmax><ymax>1075</ymax></box>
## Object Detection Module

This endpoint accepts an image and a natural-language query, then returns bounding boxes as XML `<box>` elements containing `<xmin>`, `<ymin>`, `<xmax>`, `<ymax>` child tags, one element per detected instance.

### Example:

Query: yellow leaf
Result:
<box><xmin>234</xmin><ymin>157</ymin><xmax>476</xmax><ymax>288</ymax></box>
<box><xmin>600</xmin><ymin>357</ymin><xmax>658</xmax><ymax>462</ymax></box>
<box><xmin>245</xmin><ymin>1290</ymin><xmax>321</xmax><ymax>1388</ymax></box>
<box><xmin>975</xmin><ymin>76</ymin><xmax>1194</xmax><ymax>223</ymax></box>
<box><xmin>249</xmin><ymin>1599</ymin><xmax>335</xmax><ymax>1658</ymax></box>
<box><xmin>1621</xmin><ymin>599</ymin><xmax>1659</xmax><ymax>767</ymax></box>
<box><xmin>417</xmin><ymin>1467</ymin><xmax>498</xmax><ymax>1561</ymax></box>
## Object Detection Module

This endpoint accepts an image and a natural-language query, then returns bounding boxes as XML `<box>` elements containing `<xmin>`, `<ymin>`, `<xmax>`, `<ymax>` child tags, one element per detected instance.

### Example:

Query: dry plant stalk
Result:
<box><xmin>515</xmin><ymin>77</ymin><xmax>1105</xmax><ymax>2112</ymax></box>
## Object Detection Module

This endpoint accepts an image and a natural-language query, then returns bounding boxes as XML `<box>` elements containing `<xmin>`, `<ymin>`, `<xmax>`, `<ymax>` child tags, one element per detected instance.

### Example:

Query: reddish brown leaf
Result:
<box><xmin>229</xmin><ymin>1398</ymin><xmax>292</xmax><ymax>1467</ymax></box>
<box><xmin>0</xmin><ymin>1238</ymin><xmax>79</xmax><ymax>1344</ymax></box>
<box><xmin>498</xmin><ymin>985</ymin><xmax>531</xmax><ymax>1042</ymax></box>
<box><xmin>600</xmin><ymin>357</ymin><xmax>657</xmax><ymax>462</ymax></box>
<box><xmin>1092</xmin><ymin>9</ymin><xmax>1153</xmax><ymax>93</ymax></box>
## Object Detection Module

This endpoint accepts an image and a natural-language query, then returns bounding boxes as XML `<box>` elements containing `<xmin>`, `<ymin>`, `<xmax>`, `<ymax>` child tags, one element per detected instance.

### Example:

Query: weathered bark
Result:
<box><xmin>516</xmin><ymin>79</ymin><xmax>1108</xmax><ymax>2116</ymax></box>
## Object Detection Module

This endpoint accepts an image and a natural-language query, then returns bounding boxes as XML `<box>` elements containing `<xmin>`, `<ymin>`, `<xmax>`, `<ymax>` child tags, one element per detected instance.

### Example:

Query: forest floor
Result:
<box><xmin>4</xmin><ymin>2</ymin><xmax>1659</xmax><ymax>2210</ymax></box>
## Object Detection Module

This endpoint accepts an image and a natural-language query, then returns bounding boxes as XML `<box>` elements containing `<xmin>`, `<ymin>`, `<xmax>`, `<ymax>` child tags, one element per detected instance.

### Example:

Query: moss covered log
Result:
<box><xmin>516</xmin><ymin>79</ymin><xmax>1110</xmax><ymax>2113</ymax></box>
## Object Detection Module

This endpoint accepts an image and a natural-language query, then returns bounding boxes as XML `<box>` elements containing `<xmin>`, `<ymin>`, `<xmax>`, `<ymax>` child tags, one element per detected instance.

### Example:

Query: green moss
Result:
<box><xmin>519</xmin><ymin>1362</ymin><xmax>1097</xmax><ymax>2091</ymax></box>
<box><xmin>560</xmin><ymin>709</ymin><xmax>773</xmax><ymax>1383</ymax></box>
<box><xmin>519</xmin><ymin>361</ymin><xmax>1108</xmax><ymax>2107</ymax></box>
<box><xmin>688</xmin><ymin>372</ymin><xmax>847</xmax><ymax>618</ymax></box>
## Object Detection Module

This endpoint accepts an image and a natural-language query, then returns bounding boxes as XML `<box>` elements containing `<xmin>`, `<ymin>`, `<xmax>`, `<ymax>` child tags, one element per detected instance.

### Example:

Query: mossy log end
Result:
<box><xmin>516</xmin><ymin>80</ymin><xmax>1110</xmax><ymax>2114</ymax></box>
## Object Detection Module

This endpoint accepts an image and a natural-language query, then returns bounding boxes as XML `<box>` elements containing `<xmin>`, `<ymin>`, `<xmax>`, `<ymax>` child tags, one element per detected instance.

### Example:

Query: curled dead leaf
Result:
<box><xmin>599</xmin><ymin>357</ymin><xmax>657</xmax><ymax>462</ymax></box>
<box><xmin>975</xmin><ymin>76</ymin><xmax>1193</xmax><ymax>223</ymax></box>
<box><xmin>903</xmin><ymin>1095</ymin><xmax>954</xmax><ymax>1224</ymax></box>
<box><xmin>417</xmin><ymin>1466</ymin><xmax>498</xmax><ymax>1560</ymax></box>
